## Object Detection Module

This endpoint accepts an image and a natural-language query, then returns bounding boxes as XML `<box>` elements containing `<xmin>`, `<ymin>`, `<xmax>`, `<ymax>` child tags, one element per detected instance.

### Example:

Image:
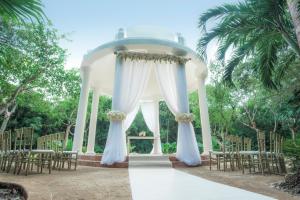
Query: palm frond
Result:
<box><xmin>198</xmin><ymin>3</ymin><xmax>244</xmax><ymax>30</ymax></box>
<box><xmin>198</xmin><ymin>0</ymin><xmax>297</xmax><ymax>89</ymax></box>
<box><xmin>0</xmin><ymin>0</ymin><xmax>46</xmax><ymax>23</ymax></box>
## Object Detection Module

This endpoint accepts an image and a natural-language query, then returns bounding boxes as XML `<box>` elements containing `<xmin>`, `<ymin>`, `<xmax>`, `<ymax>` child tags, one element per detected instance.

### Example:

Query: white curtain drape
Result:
<box><xmin>124</xmin><ymin>106</ymin><xmax>139</xmax><ymax>131</ymax></box>
<box><xmin>101</xmin><ymin>59</ymin><xmax>151</xmax><ymax>165</ymax></box>
<box><xmin>155</xmin><ymin>61</ymin><xmax>201</xmax><ymax>165</ymax></box>
<box><xmin>141</xmin><ymin>100</ymin><xmax>162</xmax><ymax>154</ymax></box>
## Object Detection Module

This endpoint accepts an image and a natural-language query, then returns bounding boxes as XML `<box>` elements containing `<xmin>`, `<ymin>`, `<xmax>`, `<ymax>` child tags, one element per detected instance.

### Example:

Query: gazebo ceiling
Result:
<box><xmin>80</xmin><ymin>27</ymin><xmax>207</xmax><ymax>100</ymax></box>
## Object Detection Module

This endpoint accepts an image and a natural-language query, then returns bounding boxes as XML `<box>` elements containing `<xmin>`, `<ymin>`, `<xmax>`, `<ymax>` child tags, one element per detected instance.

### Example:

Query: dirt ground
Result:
<box><xmin>179</xmin><ymin>166</ymin><xmax>300</xmax><ymax>200</ymax></box>
<box><xmin>1</xmin><ymin>165</ymin><xmax>300</xmax><ymax>200</ymax></box>
<box><xmin>0</xmin><ymin>166</ymin><xmax>132</xmax><ymax>200</ymax></box>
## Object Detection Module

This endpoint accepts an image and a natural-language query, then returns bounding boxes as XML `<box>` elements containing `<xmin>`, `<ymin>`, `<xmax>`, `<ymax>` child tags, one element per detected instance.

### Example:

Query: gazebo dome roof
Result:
<box><xmin>81</xmin><ymin>26</ymin><xmax>207</xmax><ymax>100</ymax></box>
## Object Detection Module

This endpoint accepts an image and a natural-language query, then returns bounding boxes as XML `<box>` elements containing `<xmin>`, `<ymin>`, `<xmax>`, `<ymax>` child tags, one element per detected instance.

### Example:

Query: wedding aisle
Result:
<box><xmin>129</xmin><ymin>163</ymin><xmax>275</xmax><ymax>200</ymax></box>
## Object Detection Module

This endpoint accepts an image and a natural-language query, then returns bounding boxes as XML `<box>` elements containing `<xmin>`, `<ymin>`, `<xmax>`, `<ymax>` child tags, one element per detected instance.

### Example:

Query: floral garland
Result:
<box><xmin>107</xmin><ymin>111</ymin><xmax>126</xmax><ymax>121</ymax></box>
<box><xmin>175</xmin><ymin>113</ymin><xmax>194</xmax><ymax>123</ymax></box>
<box><xmin>115</xmin><ymin>51</ymin><xmax>191</xmax><ymax>65</ymax></box>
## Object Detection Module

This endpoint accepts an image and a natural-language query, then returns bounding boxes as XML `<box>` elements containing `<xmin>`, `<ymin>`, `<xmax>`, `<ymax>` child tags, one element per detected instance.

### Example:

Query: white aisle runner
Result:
<box><xmin>129</xmin><ymin>167</ymin><xmax>275</xmax><ymax>200</ymax></box>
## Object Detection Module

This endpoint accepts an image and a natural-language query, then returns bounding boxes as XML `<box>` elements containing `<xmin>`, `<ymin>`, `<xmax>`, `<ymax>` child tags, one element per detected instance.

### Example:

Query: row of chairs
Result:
<box><xmin>209</xmin><ymin>131</ymin><xmax>286</xmax><ymax>175</ymax></box>
<box><xmin>37</xmin><ymin>132</ymin><xmax>78</xmax><ymax>170</ymax></box>
<box><xmin>0</xmin><ymin>127</ymin><xmax>78</xmax><ymax>175</ymax></box>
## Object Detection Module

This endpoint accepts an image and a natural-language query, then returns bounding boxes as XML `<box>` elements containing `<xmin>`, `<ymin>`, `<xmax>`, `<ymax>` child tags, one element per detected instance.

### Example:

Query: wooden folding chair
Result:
<box><xmin>16</xmin><ymin>127</ymin><xmax>34</xmax><ymax>175</ymax></box>
<box><xmin>6</xmin><ymin>128</ymin><xmax>23</xmax><ymax>173</ymax></box>
<box><xmin>0</xmin><ymin>131</ymin><xmax>11</xmax><ymax>171</ymax></box>
<box><xmin>57</xmin><ymin>132</ymin><xmax>78</xmax><ymax>171</ymax></box>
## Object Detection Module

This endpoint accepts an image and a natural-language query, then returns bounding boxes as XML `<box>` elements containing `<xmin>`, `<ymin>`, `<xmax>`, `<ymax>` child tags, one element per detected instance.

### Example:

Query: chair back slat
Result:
<box><xmin>257</xmin><ymin>131</ymin><xmax>266</xmax><ymax>152</ymax></box>
<box><xmin>50</xmin><ymin>134</ymin><xmax>58</xmax><ymax>151</ymax></box>
<box><xmin>45</xmin><ymin>135</ymin><xmax>52</xmax><ymax>150</ymax></box>
<box><xmin>57</xmin><ymin>132</ymin><xmax>66</xmax><ymax>151</ymax></box>
<box><xmin>243</xmin><ymin>137</ymin><xmax>252</xmax><ymax>151</ymax></box>
<box><xmin>22</xmin><ymin>127</ymin><xmax>34</xmax><ymax>151</ymax></box>
<box><xmin>277</xmin><ymin>135</ymin><xmax>284</xmax><ymax>153</ymax></box>
<box><xmin>0</xmin><ymin>131</ymin><xmax>11</xmax><ymax>152</ymax></box>
<box><xmin>269</xmin><ymin>131</ymin><xmax>276</xmax><ymax>153</ymax></box>
<box><xmin>14</xmin><ymin>128</ymin><xmax>23</xmax><ymax>151</ymax></box>
<box><xmin>37</xmin><ymin>132</ymin><xmax>66</xmax><ymax>152</ymax></box>
<box><xmin>236</xmin><ymin>136</ymin><xmax>243</xmax><ymax>152</ymax></box>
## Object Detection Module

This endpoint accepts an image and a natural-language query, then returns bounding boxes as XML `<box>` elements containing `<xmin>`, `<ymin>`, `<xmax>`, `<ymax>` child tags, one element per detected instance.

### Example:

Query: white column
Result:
<box><xmin>86</xmin><ymin>90</ymin><xmax>100</xmax><ymax>155</ymax></box>
<box><xmin>101</xmin><ymin>54</ymin><xmax>127</xmax><ymax>164</ymax></box>
<box><xmin>72</xmin><ymin>67</ymin><xmax>91</xmax><ymax>154</ymax></box>
<box><xmin>152</xmin><ymin>100</ymin><xmax>162</xmax><ymax>155</ymax></box>
<box><xmin>197</xmin><ymin>76</ymin><xmax>212</xmax><ymax>155</ymax></box>
<box><xmin>175</xmin><ymin>62</ymin><xmax>201</xmax><ymax>165</ymax></box>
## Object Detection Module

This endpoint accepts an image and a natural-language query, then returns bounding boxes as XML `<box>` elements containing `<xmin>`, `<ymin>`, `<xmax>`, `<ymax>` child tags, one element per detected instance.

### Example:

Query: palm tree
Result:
<box><xmin>198</xmin><ymin>0</ymin><xmax>300</xmax><ymax>88</ymax></box>
<box><xmin>0</xmin><ymin>0</ymin><xmax>45</xmax><ymax>23</ymax></box>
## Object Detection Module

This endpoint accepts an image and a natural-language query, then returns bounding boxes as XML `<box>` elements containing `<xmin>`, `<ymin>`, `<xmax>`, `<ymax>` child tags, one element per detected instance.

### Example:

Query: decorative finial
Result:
<box><xmin>116</xmin><ymin>28</ymin><xmax>125</xmax><ymax>40</ymax></box>
<box><xmin>177</xmin><ymin>33</ymin><xmax>185</xmax><ymax>45</ymax></box>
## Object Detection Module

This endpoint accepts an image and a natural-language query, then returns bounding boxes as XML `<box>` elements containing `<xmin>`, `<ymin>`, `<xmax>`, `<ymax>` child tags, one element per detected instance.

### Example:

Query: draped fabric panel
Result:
<box><xmin>155</xmin><ymin>61</ymin><xmax>201</xmax><ymax>165</ymax></box>
<box><xmin>101</xmin><ymin>59</ymin><xmax>151</xmax><ymax>165</ymax></box>
<box><xmin>124</xmin><ymin>106</ymin><xmax>139</xmax><ymax>131</ymax></box>
<box><xmin>141</xmin><ymin>101</ymin><xmax>162</xmax><ymax>154</ymax></box>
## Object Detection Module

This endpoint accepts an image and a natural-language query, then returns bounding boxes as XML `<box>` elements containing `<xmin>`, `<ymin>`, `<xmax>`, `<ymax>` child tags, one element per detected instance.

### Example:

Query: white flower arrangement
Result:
<box><xmin>107</xmin><ymin>111</ymin><xmax>126</xmax><ymax>121</ymax></box>
<box><xmin>175</xmin><ymin>113</ymin><xmax>194</xmax><ymax>123</ymax></box>
<box><xmin>114</xmin><ymin>51</ymin><xmax>191</xmax><ymax>65</ymax></box>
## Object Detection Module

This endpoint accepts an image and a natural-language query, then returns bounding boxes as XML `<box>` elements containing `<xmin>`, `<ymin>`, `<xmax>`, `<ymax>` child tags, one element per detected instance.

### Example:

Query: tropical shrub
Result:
<box><xmin>162</xmin><ymin>142</ymin><xmax>177</xmax><ymax>154</ymax></box>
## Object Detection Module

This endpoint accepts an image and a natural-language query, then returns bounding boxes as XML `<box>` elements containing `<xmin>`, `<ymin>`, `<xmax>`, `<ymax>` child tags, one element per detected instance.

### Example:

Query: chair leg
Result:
<box><xmin>74</xmin><ymin>154</ymin><xmax>78</xmax><ymax>170</ymax></box>
<box><xmin>242</xmin><ymin>155</ymin><xmax>245</xmax><ymax>174</ymax></box>
<box><xmin>25</xmin><ymin>156</ymin><xmax>31</xmax><ymax>176</ymax></box>
<box><xmin>223</xmin><ymin>155</ymin><xmax>226</xmax><ymax>172</ymax></box>
<box><xmin>248</xmin><ymin>155</ymin><xmax>252</xmax><ymax>173</ymax></box>
<box><xmin>209</xmin><ymin>153</ymin><xmax>212</xmax><ymax>171</ymax></box>
<box><xmin>48</xmin><ymin>154</ymin><xmax>52</xmax><ymax>174</ymax></box>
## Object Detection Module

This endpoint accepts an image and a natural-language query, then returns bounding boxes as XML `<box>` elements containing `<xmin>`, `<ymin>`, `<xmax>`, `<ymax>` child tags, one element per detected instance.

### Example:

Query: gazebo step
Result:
<box><xmin>77</xmin><ymin>154</ymin><xmax>129</xmax><ymax>168</ymax></box>
<box><xmin>129</xmin><ymin>160</ymin><xmax>172</xmax><ymax>168</ymax></box>
<box><xmin>78</xmin><ymin>159</ymin><xmax>128</xmax><ymax>168</ymax></box>
<box><xmin>78</xmin><ymin>159</ymin><xmax>101</xmax><ymax>167</ymax></box>
<box><xmin>169</xmin><ymin>155</ymin><xmax>210</xmax><ymax>167</ymax></box>
<box><xmin>129</xmin><ymin>155</ymin><xmax>170</xmax><ymax>161</ymax></box>
<box><xmin>77</xmin><ymin>154</ymin><xmax>209</xmax><ymax>168</ymax></box>
<box><xmin>78</xmin><ymin>155</ymin><xmax>102</xmax><ymax>161</ymax></box>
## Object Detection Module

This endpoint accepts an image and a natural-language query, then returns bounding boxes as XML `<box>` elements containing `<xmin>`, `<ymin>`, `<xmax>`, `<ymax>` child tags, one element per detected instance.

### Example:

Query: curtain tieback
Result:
<box><xmin>175</xmin><ymin>113</ymin><xmax>194</xmax><ymax>123</ymax></box>
<box><xmin>107</xmin><ymin>111</ymin><xmax>126</xmax><ymax>121</ymax></box>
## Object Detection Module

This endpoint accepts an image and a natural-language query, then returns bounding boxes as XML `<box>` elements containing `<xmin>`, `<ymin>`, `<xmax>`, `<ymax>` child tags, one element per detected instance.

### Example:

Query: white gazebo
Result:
<box><xmin>72</xmin><ymin>27</ymin><xmax>212</xmax><ymax>166</ymax></box>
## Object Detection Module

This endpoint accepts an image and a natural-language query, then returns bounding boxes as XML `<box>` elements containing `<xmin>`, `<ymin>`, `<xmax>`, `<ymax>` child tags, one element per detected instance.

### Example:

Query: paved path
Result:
<box><xmin>128</xmin><ymin>155</ymin><xmax>275</xmax><ymax>200</ymax></box>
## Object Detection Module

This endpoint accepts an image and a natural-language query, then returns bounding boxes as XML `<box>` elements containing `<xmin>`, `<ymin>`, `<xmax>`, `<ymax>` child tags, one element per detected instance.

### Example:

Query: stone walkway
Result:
<box><xmin>128</xmin><ymin>155</ymin><xmax>274</xmax><ymax>200</ymax></box>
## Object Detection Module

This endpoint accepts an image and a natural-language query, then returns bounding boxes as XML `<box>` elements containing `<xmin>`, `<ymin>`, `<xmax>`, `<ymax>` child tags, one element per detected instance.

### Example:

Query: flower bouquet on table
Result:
<box><xmin>138</xmin><ymin>131</ymin><xmax>146</xmax><ymax>137</ymax></box>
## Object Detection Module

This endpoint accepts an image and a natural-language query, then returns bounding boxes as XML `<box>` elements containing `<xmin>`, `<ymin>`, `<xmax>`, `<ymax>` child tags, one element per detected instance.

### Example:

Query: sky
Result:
<box><xmin>42</xmin><ymin>0</ymin><xmax>238</xmax><ymax>69</ymax></box>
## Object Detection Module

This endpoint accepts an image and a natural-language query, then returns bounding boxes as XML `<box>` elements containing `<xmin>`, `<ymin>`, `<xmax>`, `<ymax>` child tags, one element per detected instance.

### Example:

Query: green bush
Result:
<box><xmin>94</xmin><ymin>145</ymin><xmax>104</xmax><ymax>153</ymax></box>
<box><xmin>66</xmin><ymin>139</ymin><xmax>73</xmax><ymax>151</ymax></box>
<box><xmin>129</xmin><ymin>144</ymin><xmax>136</xmax><ymax>153</ymax></box>
<box><xmin>212</xmin><ymin>136</ymin><xmax>220</xmax><ymax>150</ymax></box>
<box><xmin>197</xmin><ymin>142</ymin><xmax>203</xmax><ymax>152</ymax></box>
<box><xmin>162</xmin><ymin>142</ymin><xmax>177</xmax><ymax>154</ymax></box>
<box><xmin>82</xmin><ymin>146</ymin><xmax>87</xmax><ymax>153</ymax></box>
<box><xmin>283</xmin><ymin>136</ymin><xmax>300</xmax><ymax>171</ymax></box>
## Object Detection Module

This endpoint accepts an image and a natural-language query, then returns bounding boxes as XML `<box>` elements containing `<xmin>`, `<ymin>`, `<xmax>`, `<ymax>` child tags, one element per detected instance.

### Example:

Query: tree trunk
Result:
<box><xmin>0</xmin><ymin>104</ymin><xmax>17</xmax><ymax>134</ymax></box>
<box><xmin>0</xmin><ymin>116</ymin><xmax>10</xmax><ymax>134</ymax></box>
<box><xmin>0</xmin><ymin>68</ymin><xmax>44</xmax><ymax>115</ymax></box>
<box><xmin>287</xmin><ymin>0</ymin><xmax>300</xmax><ymax>49</ymax></box>
<box><xmin>290</xmin><ymin>127</ymin><xmax>297</xmax><ymax>145</ymax></box>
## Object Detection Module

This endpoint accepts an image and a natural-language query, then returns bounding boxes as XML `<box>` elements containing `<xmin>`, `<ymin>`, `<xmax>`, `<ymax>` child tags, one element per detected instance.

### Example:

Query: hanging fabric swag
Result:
<box><xmin>155</xmin><ymin>61</ymin><xmax>201</xmax><ymax>166</ymax></box>
<box><xmin>141</xmin><ymin>100</ymin><xmax>162</xmax><ymax>154</ymax></box>
<box><xmin>101</xmin><ymin>57</ymin><xmax>151</xmax><ymax>165</ymax></box>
